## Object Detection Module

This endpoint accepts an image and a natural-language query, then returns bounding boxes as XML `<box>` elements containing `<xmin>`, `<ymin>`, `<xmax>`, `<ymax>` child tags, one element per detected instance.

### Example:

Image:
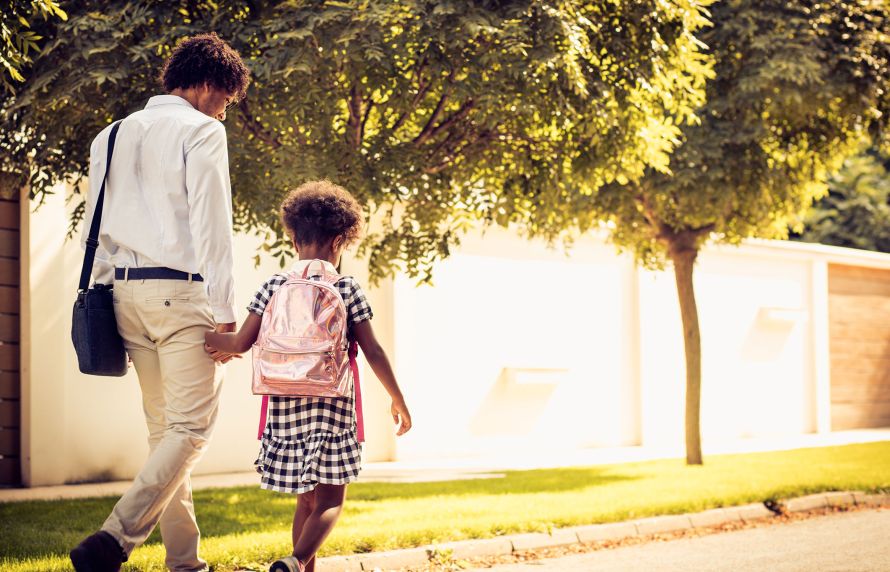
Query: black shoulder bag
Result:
<box><xmin>71</xmin><ymin>120</ymin><xmax>128</xmax><ymax>376</ymax></box>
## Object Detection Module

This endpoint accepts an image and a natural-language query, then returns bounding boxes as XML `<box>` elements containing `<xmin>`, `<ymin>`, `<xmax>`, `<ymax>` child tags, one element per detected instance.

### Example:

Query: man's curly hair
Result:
<box><xmin>281</xmin><ymin>181</ymin><xmax>364</xmax><ymax>248</ymax></box>
<box><xmin>161</xmin><ymin>33</ymin><xmax>250</xmax><ymax>100</ymax></box>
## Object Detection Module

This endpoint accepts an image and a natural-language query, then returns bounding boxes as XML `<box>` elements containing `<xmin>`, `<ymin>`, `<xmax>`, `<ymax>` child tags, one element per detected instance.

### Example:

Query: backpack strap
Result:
<box><xmin>349</xmin><ymin>338</ymin><xmax>365</xmax><ymax>443</ymax></box>
<box><xmin>257</xmin><ymin>395</ymin><xmax>269</xmax><ymax>440</ymax></box>
<box><xmin>301</xmin><ymin>259</ymin><xmax>341</xmax><ymax>283</ymax></box>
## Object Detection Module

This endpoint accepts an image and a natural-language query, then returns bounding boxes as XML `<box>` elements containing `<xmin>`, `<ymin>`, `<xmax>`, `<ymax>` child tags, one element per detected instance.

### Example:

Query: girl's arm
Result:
<box><xmin>205</xmin><ymin>313</ymin><xmax>263</xmax><ymax>354</ymax></box>
<box><xmin>352</xmin><ymin>320</ymin><xmax>412</xmax><ymax>436</ymax></box>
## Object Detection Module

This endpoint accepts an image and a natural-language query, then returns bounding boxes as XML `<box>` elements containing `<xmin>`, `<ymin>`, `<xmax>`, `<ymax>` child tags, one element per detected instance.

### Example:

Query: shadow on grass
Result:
<box><xmin>196</xmin><ymin>466</ymin><xmax>637</xmax><ymax>536</ymax></box>
<box><xmin>0</xmin><ymin>466</ymin><xmax>635</xmax><ymax>559</ymax></box>
<box><xmin>347</xmin><ymin>466</ymin><xmax>636</xmax><ymax>500</ymax></box>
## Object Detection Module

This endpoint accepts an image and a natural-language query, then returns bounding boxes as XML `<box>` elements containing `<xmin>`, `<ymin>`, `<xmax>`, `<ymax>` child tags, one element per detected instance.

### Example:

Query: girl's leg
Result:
<box><xmin>292</xmin><ymin>484</ymin><xmax>347</xmax><ymax>565</ymax></box>
<box><xmin>292</xmin><ymin>491</ymin><xmax>316</xmax><ymax>572</ymax></box>
<box><xmin>292</xmin><ymin>491</ymin><xmax>315</xmax><ymax>548</ymax></box>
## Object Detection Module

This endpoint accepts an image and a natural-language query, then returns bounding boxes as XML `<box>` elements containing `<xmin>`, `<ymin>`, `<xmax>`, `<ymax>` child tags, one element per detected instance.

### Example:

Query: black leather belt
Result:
<box><xmin>114</xmin><ymin>267</ymin><xmax>204</xmax><ymax>282</ymax></box>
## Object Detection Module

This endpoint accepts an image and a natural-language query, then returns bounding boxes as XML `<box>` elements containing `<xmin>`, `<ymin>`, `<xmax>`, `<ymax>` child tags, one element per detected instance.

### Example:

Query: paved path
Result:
<box><xmin>3</xmin><ymin>429</ymin><xmax>888</xmax><ymax>502</ymax></box>
<box><xmin>470</xmin><ymin>509</ymin><xmax>890</xmax><ymax>572</ymax></box>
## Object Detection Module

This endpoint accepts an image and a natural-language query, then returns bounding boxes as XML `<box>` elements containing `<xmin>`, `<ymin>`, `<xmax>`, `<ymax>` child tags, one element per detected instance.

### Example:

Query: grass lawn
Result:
<box><xmin>2</xmin><ymin>441</ymin><xmax>889</xmax><ymax>571</ymax></box>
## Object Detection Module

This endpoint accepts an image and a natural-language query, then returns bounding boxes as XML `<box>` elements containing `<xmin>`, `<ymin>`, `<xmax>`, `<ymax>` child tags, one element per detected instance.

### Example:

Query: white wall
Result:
<box><xmin>21</xmin><ymin>187</ymin><xmax>393</xmax><ymax>486</ymax></box>
<box><xmin>637</xmin><ymin>251</ymin><xmax>815</xmax><ymax>452</ymax></box>
<box><xmin>391</xmin><ymin>228</ymin><xmax>642</xmax><ymax>461</ymax></box>
<box><xmin>22</xmin><ymin>186</ymin><xmax>890</xmax><ymax>486</ymax></box>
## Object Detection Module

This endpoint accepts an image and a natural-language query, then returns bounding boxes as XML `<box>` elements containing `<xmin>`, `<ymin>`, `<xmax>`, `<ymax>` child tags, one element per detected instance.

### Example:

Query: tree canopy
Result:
<box><xmin>1</xmin><ymin>0</ymin><xmax>67</xmax><ymax>94</ymax></box>
<box><xmin>495</xmin><ymin>0</ymin><xmax>890</xmax><ymax>264</ymax></box>
<box><xmin>793</xmin><ymin>145</ymin><xmax>890</xmax><ymax>253</ymax></box>
<box><xmin>488</xmin><ymin>0</ymin><xmax>890</xmax><ymax>464</ymax></box>
<box><xmin>0</xmin><ymin>0</ymin><xmax>713</xmax><ymax>281</ymax></box>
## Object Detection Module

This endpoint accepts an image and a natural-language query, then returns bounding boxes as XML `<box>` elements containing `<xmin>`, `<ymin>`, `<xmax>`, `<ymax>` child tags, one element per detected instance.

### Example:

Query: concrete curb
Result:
<box><xmin>315</xmin><ymin>491</ymin><xmax>890</xmax><ymax>572</ymax></box>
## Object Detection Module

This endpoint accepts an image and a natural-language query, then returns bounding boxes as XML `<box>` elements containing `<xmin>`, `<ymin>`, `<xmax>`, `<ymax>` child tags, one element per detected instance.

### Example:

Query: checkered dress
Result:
<box><xmin>248</xmin><ymin>269</ymin><xmax>373</xmax><ymax>494</ymax></box>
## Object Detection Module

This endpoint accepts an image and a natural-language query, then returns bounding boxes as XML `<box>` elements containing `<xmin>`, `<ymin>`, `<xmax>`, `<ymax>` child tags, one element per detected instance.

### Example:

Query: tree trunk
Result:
<box><xmin>669</xmin><ymin>243</ymin><xmax>704</xmax><ymax>465</ymax></box>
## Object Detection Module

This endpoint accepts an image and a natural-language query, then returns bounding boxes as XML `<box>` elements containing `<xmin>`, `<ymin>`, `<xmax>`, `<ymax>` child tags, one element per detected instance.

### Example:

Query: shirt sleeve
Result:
<box><xmin>80</xmin><ymin>126</ymin><xmax>114</xmax><ymax>285</ymax></box>
<box><xmin>339</xmin><ymin>277</ymin><xmax>374</xmax><ymax>327</ymax></box>
<box><xmin>185</xmin><ymin>121</ymin><xmax>236</xmax><ymax>323</ymax></box>
<box><xmin>247</xmin><ymin>274</ymin><xmax>289</xmax><ymax>316</ymax></box>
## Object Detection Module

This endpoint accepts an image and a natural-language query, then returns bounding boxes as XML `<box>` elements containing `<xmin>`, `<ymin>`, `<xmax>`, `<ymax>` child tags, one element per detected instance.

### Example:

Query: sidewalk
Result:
<box><xmin>467</xmin><ymin>507</ymin><xmax>890</xmax><ymax>572</ymax></box>
<box><xmin>1</xmin><ymin>428</ymin><xmax>887</xmax><ymax>503</ymax></box>
<box><xmin>315</xmin><ymin>492</ymin><xmax>890</xmax><ymax>572</ymax></box>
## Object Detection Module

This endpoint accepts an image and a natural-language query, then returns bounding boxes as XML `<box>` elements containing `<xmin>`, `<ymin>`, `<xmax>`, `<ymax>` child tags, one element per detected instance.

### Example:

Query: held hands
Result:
<box><xmin>204</xmin><ymin>322</ymin><xmax>242</xmax><ymax>364</ymax></box>
<box><xmin>391</xmin><ymin>399</ymin><xmax>412</xmax><ymax>436</ymax></box>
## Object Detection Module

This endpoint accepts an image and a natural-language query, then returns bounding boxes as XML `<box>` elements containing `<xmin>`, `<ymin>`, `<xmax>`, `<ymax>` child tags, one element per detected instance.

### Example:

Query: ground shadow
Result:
<box><xmin>0</xmin><ymin>465</ymin><xmax>638</xmax><ymax>559</ymax></box>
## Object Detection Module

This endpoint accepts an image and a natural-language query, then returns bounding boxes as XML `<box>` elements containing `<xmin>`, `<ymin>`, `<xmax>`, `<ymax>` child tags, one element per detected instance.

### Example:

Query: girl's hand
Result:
<box><xmin>204</xmin><ymin>330</ymin><xmax>242</xmax><ymax>363</ymax></box>
<box><xmin>391</xmin><ymin>399</ymin><xmax>412</xmax><ymax>436</ymax></box>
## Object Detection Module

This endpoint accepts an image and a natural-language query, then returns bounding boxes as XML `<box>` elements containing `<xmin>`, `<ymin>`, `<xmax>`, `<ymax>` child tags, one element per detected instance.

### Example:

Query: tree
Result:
<box><xmin>1</xmin><ymin>0</ymin><xmax>712</xmax><ymax>281</ymax></box>
<box><xmin>792</xmin><ymin>145</ymin><xmax>890</xmax><ymax>253</ymax></box>
<box><xmin>1</xmin><ymin>0</ymin><xmax>67</xmax><ymax>94</ymax></box>
<box><xmin>492</xmin><ymin>1</ymin><xmax>890</xmax><ymax>464</ymax></box>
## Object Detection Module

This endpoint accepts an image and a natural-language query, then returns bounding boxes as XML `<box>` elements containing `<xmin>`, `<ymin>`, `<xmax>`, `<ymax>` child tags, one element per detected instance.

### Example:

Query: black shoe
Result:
<box><xmin>70</xmin><ymin>531</ymin><xmax>126</xmax><ymax>572</ymax></box>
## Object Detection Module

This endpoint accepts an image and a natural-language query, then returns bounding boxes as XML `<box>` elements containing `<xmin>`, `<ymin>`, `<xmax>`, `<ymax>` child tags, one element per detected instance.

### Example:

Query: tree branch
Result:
<box><xmin>361</xmin><ymin>96</ymin><xmax>374</xmax><ymax>140</ymax></box>
<box><xmin>637</xmin><ymin>190</ymin><xmax>715</xmax><ymax>250</ymax></box>
<box><xmin>412</xmin><ymin>88</ymin><xmax>450</xmax><ymax>146</ymax></box>
<box><xmin>390</xmin><ymin>55</ymin><xmax>431</xmax><ymax>133</ymax></box>
<box><xmin>423</xmin><ymin>127</ymin><xmax>499</xmax><ymax>174</ymax></box>
<box><xmin>237</xmin><ymin>100</ymin><xmax>282</xmax><ymax>149</ymax></box>
<box><xmin>424</xmin><ymin>98</ymin><xmax>475</xmax><ymax>143</ymax></box>
<box><xmin>347</xmin><ymin>84</ymin><xmax>363</xmax><ymax>149</ymax></box>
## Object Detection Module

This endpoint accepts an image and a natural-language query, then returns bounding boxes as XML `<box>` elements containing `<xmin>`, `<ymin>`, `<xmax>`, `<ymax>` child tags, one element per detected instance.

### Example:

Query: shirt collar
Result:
<box><xmin>144</xmin><ymin>94</ymin><xmax>195</xmax><ymax>110</ymax></box>
<box><xmin>289</xmin><ymin>259</ymin><xmax>338</xmax><ymax>274</ymax></box>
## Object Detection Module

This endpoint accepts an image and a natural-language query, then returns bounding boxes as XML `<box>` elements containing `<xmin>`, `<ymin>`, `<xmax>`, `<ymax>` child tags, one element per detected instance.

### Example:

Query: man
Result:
<box><xmin>70</xmin><ymin>33</ymin><xmax>250</xmax><ymax>572</ymax></box>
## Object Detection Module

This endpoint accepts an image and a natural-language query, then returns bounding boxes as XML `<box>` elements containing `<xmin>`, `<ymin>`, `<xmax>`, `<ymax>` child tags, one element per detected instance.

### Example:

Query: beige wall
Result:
<box><xmin>19</xmin><ymin>187</ymin><xmax>890</xmax><ymax>486</ymax></box>
<box><xmin>20</xmin><ymin>187</ymin><xmax>395</xmax><ymax>486</ymax></box>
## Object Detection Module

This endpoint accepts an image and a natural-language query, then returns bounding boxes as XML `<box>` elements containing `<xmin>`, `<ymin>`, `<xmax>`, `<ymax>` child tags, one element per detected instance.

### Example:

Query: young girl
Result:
<box><xmin>205</xmin><ymin>180</ymin><xmax>412</xmax><ymax>572</ymax></box>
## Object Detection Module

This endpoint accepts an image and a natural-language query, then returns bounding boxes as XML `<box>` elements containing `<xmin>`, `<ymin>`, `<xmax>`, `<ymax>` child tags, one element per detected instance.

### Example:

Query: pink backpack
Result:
<box><xmin>252</xmin><ymin>260</ymin><xmax>364</xmax><ymax>440</ymax></box>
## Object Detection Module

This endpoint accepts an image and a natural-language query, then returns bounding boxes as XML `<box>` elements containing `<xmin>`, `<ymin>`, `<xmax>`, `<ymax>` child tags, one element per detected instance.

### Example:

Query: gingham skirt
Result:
<box><xmin>255</xmin><ymin>390</ymin><xmax>362</xmax><ymax>494</ymax></box>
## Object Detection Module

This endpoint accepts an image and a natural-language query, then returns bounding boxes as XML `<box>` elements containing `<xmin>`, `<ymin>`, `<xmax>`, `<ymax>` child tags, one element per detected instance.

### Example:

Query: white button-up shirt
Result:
<box><xmin>82</xmin><ymin>94</ymin><xmax>237</xmax><ymax>323</ymax></box>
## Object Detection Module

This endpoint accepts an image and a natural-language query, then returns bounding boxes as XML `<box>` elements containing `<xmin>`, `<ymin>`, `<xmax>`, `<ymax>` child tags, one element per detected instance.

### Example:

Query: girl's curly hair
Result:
<box><xmin>161</xmin><ymin>33</ymin><xmax>250</xmax><ymax>100</ymax></box>
<box><xmin>281</xmin><ymin>181</ymin><xmax>364</xmax><ymax>247</ymax></box>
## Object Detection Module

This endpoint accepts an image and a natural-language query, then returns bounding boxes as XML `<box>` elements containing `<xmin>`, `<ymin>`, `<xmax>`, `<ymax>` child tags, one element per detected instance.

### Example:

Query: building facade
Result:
<box><xmin>7</xmin><ymin>187</ymin><xmax>890</xmax><ymax>487</ymax></box>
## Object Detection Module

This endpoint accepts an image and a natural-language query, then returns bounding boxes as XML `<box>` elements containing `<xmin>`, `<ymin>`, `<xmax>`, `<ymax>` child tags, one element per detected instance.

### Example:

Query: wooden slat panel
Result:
<box><xmin>832</xmin><ymin>381</ymin><xmax>890</xmax><ymax>403</ymax></box>
<box><xmin>0</xmin><ymin>372</ymin><xmax>18</xmax><ymax>399</ymax></box>
<box><xmin>0</xmin><ymin>344</ymin><xmax>18</xmax><ymax>371</ymax></box>
<box><xmin>0</xmin><ymin>229</ymin><xmax>18</xmax><ymax>258</ymax></box>
<box><xmin>829</xmin><ymin>264</ymin><xmax>890</xmax><ymax>297</ymax></box>
<box><xmin>0</xmin><ymin>400</ymin><xmax>20</xmax><ymax>428</ymax></box>
<box><xmin>830</xmin><ymin>361</ymin><xmax>890</xmax><ymax>383</ymax></box>
<box><xmin>829</xmin><ymin>266</ymin><xmax>890</xmax><ymax>430</ymax></box>
<box><xmin>0</xmin><ymin>429</ymin><xmax>18</xmax><ymax>455</ymax></box>
<box><xmin>0</xmin><ymin>258</ymin><xmax>17</xmax><ymax>286</ymax></box>
<box><xmin>0</xmin><ymin>457</ymin><xmax>20</xmax><ymax>485</ymax></box>
<box><xmin>832</xmin><ymin>402</ymin><xmax>890</xmax><ymax>430</ymax></box>
<box><xmin>831</xmin><ymin>355</ymin><xmax>890</xmax><ymax>375</ymax></box>
<box><xmin>829</xmin><ymin>296</ymin><xmax>890</xmax><ymax>324</ymax></box>
<box><xmin>830</xmin><ymin>338</ymin><xmax>890</xmax><ymax>359</ymax></box>
<box><xmin>0</xmin><ymin>314</ymin><xmax>17</xmax><ymax>343</ymax></box>
<box><xmin>830</xmin><ymin>323</ymin><xmax>890</xmax><ymax>341</ymax></box>
<box><xmin>0</xmin><ymin>286</ymin><xmax>18</xmax><ymax>313</ymax></box>
<box><xmin>0</xmin><ymin>201</ymin><xmax>17</xmax><ymax>230</ymax></box>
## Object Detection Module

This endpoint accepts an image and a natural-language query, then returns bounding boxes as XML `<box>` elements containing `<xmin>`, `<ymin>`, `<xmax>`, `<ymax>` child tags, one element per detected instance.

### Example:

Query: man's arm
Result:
<box><xmin>185</xmin><ymin>121</ymin><xmax>237</xmax><ymax>325</ymax></box>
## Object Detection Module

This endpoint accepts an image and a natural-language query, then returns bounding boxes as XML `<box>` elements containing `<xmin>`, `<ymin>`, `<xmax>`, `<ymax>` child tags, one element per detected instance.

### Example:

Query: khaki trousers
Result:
<box><xmin>101</xmin><ymin>278</ymin><xmax>223</xmax><ymax>572</ymax></box>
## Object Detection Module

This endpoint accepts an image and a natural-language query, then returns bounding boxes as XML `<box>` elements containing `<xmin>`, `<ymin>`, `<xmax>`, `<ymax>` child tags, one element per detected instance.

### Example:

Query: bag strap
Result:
<box><xmin>78</xmin><ymin>120</ymin><xmax>122</xmax><ymax>291</ymax></box>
